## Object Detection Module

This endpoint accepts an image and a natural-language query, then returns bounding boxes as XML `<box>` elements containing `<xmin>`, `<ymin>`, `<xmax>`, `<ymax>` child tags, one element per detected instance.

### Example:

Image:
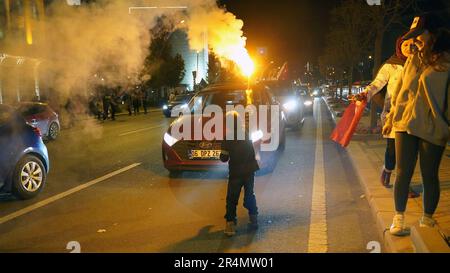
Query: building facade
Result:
<box><xmin>0</xmin><ymin>0</ymin><xmax>47</xmax><ymax>104</ymax></box>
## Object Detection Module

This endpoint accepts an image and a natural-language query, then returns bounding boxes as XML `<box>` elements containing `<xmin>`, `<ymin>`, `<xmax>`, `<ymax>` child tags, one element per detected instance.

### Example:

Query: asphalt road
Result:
<box><xmin>0</xmin><ymin>98</ymin><xmax>381</xmax><ymax>253</ymax></box>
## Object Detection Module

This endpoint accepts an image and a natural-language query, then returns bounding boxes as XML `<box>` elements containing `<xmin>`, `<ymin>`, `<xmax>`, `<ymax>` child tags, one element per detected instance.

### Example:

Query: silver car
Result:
<box><xmin>18</xmin><ymin>102</ymin><xmax>60</xmax><ymax>140</ymax></box>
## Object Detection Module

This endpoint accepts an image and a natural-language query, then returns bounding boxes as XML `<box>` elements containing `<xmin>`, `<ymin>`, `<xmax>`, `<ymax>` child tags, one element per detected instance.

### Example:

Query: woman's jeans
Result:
<box><xmin>394</xmin><ymin>132</ymin><xmax>445</xmax><ymax>215</ymax></box>
<box><xmin>225</xmin><ymin>174</ymin><xmax>258</xmax><ymax>223</ymax></box>
<box><xmin>385</xmin><ymin>138</ymin><xmax>396</xmax><ymax>171</ymax></box>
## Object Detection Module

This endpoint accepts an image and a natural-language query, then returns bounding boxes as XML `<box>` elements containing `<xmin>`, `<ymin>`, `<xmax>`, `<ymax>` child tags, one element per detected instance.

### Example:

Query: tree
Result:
<box><xmin>331</xmin><ymin>0</ymin><xmax>376</xmax><ymax>97</ymax></box>
<box><xmin>165</xmin><ymin>53</ymin><xmax>185</xmax><ymax>88</ymax></box>
<box><xmin>319</xmin><ymin>0</ymin><xmax>421</xmax><ymax>127</ymax></box>
<box><xmin>141</xmin><ymin>19</ymin><xmax>185</xmax><ymax>101</ymax></box>
<box><xmin>207</xmin><ymin>51</ymin><xmax>221</xmax><ymax>84</ymax></box>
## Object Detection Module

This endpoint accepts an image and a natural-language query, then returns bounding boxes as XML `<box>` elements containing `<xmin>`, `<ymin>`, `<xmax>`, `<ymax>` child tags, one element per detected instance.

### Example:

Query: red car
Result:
<box><xmin>162</xmin><ymin>83</ymin><xmax>286</xmax><ymax>175</ymax></box>
<box><xmin>17</xmin><ymin>102</ymin><xmax>60</xmax><ymax>140</ymax></box>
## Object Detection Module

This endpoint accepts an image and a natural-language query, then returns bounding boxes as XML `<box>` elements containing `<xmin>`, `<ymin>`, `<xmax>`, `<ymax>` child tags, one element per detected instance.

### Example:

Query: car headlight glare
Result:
<box><xmin>283</xmin><ymin>100</ymin><xmax>297</xmax><ymax>111</ymax></box>
<box><xmin>304</xmin><ymin>100</ymin><xmax>313</xmax><ymax>106</ymax></box>
<box><xmin>251</xmin><ymin>130</ymin><xmax>264</xmax><ymax>143</ymax></box>
<box><xmin>164</xmin><ymin>132</ymin><xmax>179</xmax><ymax>147</ymax></box>
<box><xmin>163</xmin><ymin>105</ymin><xmax>168</xmax><ymax>110</ymax></box>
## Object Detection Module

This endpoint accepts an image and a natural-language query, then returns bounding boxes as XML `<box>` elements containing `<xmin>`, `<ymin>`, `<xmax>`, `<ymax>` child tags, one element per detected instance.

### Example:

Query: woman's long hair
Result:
<box><xmin>428</xmin><ymin>28</ymin><xmax>450</xmax><ymax>71</ymax></box>
<box><xmin>420</xmin><ymin>13</ymin><xmax>450</xmax><ymax>70</ymax></box>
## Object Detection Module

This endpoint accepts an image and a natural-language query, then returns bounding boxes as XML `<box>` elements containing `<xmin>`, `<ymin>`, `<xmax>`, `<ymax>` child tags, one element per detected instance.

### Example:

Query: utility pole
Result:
<box><xmin>4</xmin><ymin>0</ymin><xmax>11</xmax><ymax>30</ymax></box>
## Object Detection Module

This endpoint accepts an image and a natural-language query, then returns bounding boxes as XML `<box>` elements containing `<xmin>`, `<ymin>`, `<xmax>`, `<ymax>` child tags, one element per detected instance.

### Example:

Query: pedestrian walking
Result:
<box><xmin>123</xmin><ymin>90</ymin><xmax>133</xmax><ymax>116</ymax></box>
<box><xmin>142</xmin><ymin>89</ymin><xmax>149</xmax><ymax>114</ymax></box>
<box><xmin>110</xmin><ymin>92</ymin><xmax>117</xmax><ymax>120</ymax></box>
<box><xmin>95</xmin><ymin>96</ymin><xmax>103</xmax><ymax>120</ymax></box>
<box><xmin>132</xmin><ymin>90</ymin><xmax>141</xmax><ymax>115</ymax></box>
<box><xmin>382</xmin><ymin>14</ymin><xmax>450</xmax><ymax>236</ymax></box>
<box><xmin>169</xmin><ymin>91</ymin><xmax>176</xmax><ymax>102</ymax></box>
<box><xmin>220</xmin><ymin>111</ymin><xmax>260</xmax><ymax>237</ymax></box>
<box><xmin>358</xmin><ymin>36</ymin><xmax>420</xmax><ymax>198</ymax></box>
<box><xmin>102</xmin><ymin>89</ymin><xmax>116</xmax><ymax>121</ymax></box>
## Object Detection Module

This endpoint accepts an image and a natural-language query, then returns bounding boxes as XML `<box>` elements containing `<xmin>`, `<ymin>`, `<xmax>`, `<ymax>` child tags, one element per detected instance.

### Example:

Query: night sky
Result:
<box><xmin>219</xmin><ymin>0</ymin><xmax>336</xmax><ymax>71</ymax></box>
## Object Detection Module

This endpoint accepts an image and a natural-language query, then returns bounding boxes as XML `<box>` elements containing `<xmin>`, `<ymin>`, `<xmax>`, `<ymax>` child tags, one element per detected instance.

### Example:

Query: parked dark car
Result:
<box><xmin>17</xmin><ymin>102</ymin><xmax>60</xmax><ymax>140</ymax></box>
<box><xmin>162</xmin><ymin>93</ymin><xmax>195</xmax><ymax>118</ymax></box>
<box><xmin>0</xmin><ymin>104</ymin><xmax>50</xmax><ymax>199</ymax></box>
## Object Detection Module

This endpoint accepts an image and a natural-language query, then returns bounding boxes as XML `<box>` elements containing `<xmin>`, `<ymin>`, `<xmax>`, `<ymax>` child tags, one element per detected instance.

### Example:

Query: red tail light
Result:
<box><xmin>32</xmin><ymin>126</ymin><xmax>42</xmax><ymax>137</ymax></box>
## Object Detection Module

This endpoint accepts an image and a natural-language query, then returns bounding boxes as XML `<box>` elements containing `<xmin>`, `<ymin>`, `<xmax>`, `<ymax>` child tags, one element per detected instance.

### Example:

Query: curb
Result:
<box><xmin>411</xmin><ymin>224</ymin><xmax>450</xmax><ymax>253</ymax></box>
<box><xmin>347</xmin><ymin>143</ymin><xmax>416</xmax><ymax>252</ymax></box>
<box><xmin>324</xmin><ymin>96</ymin><xmax>414</xmax><ymax>252</ymax></box>
<box><xmin>323</xmin><ymin>97</ymin><xmax>337</xmax><ymax>124</ymax></box>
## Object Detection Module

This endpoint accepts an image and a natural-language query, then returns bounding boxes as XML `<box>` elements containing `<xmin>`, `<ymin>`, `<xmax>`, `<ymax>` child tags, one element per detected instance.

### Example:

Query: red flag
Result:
<box><xmin>330</xmin><ymin>100</ymin><xmax>367</xmax><ymax>147</ymax></box>
<box><xmin>276</xmin><ymin>62</ymin><xmax>289</xmax><ymax>81</ymax></box>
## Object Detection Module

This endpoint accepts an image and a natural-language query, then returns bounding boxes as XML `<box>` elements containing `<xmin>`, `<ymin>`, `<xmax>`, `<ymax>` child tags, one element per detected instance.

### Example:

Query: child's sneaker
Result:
<box><xmin>419</xmin><ymin>216</ymin><xmax>436</xmax><ymax>228</ymax></box>
<box><xmin>389</xmin><ymin>214</ymin><xmax>410</xmax><ymax>236</ymax></box>
<box><xmin>248</xmin><ymin>214</ymin><xmax>258</xmax><ymax>230</ymax></box>
<box><xmin>224</xmin><ymin>221</ymin><xmax>236</xmax><ymax>236</ymax></box>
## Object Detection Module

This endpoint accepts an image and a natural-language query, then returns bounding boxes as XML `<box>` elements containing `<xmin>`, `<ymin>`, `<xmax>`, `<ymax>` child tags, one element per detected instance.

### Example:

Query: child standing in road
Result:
<box><xmin>220</xmin><ymin>111</ymin><xmax>260</xmax><ymax>237</ymax></box>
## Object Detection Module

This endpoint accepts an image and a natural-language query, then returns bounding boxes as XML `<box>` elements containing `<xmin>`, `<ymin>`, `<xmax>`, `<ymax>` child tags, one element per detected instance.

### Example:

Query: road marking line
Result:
<box><xmin>118</xmin><ymin>125</ymin><xmax>164</xmax><ymax>136</ymax></box>
<box><xmin>0</xmin><ymin>163</ymin><xmax>141</xmax><ymax>225</ymax></box>
<box><xmin>307</xmin><ymin>98</ymin><xmax>328</xmax><ymax>253</ymax></box>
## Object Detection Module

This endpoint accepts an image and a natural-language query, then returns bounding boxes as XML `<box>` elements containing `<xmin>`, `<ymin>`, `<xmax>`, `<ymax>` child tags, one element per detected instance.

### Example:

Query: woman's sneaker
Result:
<box><xmin>224</xmin><ymin>221</ymin><xmax>236</xmax><ymax>237</ymax></box>
<box><xmin>419</xmin><ymin>216</ymin><xmax>436</xmax><ymax>228</ymax></box>
<box><xmin>389</xmin><ymin>214</ymin><xmax>410</xmax><ymax>236</ymax></box>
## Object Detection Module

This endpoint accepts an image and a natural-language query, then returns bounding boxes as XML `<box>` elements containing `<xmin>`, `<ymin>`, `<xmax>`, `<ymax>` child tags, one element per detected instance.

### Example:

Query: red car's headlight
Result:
<box><xmin>164</xmin><ymin>132</ymin><xmax>179</xmax><ymax>147</ymax></box>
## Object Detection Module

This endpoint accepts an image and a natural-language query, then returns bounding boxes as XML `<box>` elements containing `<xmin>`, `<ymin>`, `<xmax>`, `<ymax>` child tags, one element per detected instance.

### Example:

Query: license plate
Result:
<box><xmin>189</xmin><ymin>150</ymin><xmax>221</xmax><ymax>159</ymax></box>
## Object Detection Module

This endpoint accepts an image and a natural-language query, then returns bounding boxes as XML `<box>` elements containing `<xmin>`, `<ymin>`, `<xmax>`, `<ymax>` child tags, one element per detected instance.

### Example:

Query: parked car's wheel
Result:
<box><xmin>48</xmin><ymin>122</ymin><xmax>59</xmax><ymax>140</ymax></box>
<box><xmin>12</xmin><ymin>155</ymin><xmax>46</xmax><ymax>200</ymax></box>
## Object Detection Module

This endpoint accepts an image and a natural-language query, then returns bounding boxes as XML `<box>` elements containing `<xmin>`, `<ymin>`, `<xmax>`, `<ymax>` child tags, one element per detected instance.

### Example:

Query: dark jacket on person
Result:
<box><xmin>220</xmin><ymin>138</ymin><xmax>260</xmax><ymax>178</ymax></box>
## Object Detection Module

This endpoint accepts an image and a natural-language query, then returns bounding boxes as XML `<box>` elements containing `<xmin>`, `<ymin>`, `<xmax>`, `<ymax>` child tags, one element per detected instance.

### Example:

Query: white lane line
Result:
<box><xmin>307</xmin><ymin>98</ymin><xmax>328</xmax><ymax>253</ymax></box>
<box><xmin>118</xmin><ymin>125</ymin><xmax>164</xmax><ymax>136</ymax></box>
<box><xmin>0</xmin><ymin>163</ymin><xmax>141</xmax><ymax>225</ymax></box>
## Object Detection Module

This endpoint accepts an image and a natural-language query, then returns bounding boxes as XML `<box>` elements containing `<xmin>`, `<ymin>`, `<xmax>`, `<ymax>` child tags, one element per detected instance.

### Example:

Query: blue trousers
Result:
<box><xmin>225</xmin><ymin>174</ymin><xmax>258</xmax><ymax>223</ymax></box>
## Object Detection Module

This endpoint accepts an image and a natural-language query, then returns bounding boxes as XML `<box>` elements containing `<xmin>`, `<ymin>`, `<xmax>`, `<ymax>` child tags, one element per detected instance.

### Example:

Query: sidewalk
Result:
<box><xmin>325</xmin><ymin>96</ymin><xmax>450</xmax><ymax>253</ymax></box>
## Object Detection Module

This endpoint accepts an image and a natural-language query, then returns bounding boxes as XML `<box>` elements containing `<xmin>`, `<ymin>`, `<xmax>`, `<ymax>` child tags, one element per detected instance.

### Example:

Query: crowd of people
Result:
<box><xmin>88</xmin><ymin>87</ymin><xmax>152</xmax><ymax>121</ymax></box>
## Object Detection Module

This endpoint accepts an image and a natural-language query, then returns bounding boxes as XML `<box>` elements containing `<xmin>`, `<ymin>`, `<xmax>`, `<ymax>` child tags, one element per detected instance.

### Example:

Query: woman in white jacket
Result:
<box><xmin>383</xmin><ymin>14</ymin><xmax>450</xmax><ymax>235</ymax></box>
<box><xmin>360</xmin><ymin>37</ymin><xmax>418</xmax><ymax>198</ymax></box>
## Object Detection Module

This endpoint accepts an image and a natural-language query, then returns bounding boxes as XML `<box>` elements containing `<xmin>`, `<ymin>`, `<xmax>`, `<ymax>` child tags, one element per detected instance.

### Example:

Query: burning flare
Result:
<box><xmin>185</xmin><ymin>1</ymin><xmax>255</xmax><ymax>77</ymax></box>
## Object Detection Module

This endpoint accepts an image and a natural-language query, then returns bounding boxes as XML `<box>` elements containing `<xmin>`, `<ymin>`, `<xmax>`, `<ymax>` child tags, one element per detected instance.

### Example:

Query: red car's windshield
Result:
<box><xmin>188</xmin><ymin>89</ymin><xmax>265</xmax><ymax>112</ymax></box>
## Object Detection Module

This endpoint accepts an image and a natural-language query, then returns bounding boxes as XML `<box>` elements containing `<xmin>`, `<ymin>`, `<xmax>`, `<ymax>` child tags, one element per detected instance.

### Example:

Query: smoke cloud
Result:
<box><xmin>1</xmin><ymin>0</ymin><xmax>252</xmax><ymax>111</ymax></box>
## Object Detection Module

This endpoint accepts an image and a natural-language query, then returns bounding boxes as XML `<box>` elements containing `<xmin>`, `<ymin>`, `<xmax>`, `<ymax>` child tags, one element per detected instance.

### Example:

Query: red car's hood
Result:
<box><xmin>167</xmin><ymin>113</ymin><xmax>270</xmax><ymax>142</ymax></box>
<box><xmin>168</xmin><ymin>114</ymin><xmax>226</xmax><ymax>141</ymax></box>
